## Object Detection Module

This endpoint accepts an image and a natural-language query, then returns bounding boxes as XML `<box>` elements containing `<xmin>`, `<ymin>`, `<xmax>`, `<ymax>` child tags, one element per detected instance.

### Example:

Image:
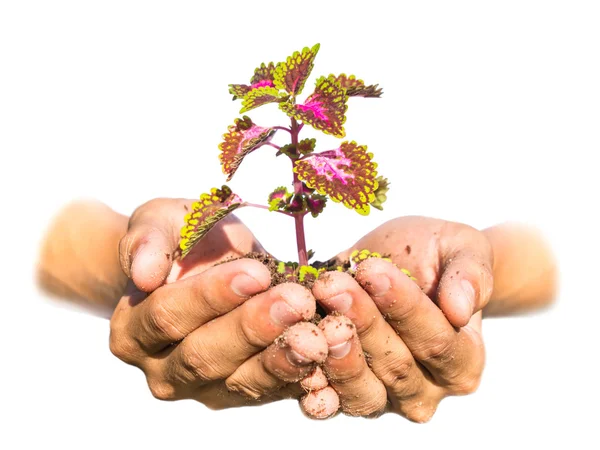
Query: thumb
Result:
<box><xmin>119</xmin><ymin>199</ymin><xmax>182</xmax><ymax>293</ymax></box>
<box><xmin>437</xmin><ymin>236</ymin><xmax>494</xmax><ymax>328</ymax></box>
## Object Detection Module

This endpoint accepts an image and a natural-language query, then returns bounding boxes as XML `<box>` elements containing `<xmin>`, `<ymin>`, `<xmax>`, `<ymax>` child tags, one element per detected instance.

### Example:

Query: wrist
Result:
<box><xmin>38</xmin><ymin>200</ymin><xmax>129</xmax><ymax>315</ymax></box>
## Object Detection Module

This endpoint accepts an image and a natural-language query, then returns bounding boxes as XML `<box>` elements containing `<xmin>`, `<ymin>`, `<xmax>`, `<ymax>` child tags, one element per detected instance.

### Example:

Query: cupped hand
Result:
<box><xmin>300</xmin><ymin>216</ymin><xmax>493</xmax><ymax>421</ymax></box>
<box><xmin>110</xmin><ymin>199</ymin><xmax>328</xmax><ymax>409</ymax></box>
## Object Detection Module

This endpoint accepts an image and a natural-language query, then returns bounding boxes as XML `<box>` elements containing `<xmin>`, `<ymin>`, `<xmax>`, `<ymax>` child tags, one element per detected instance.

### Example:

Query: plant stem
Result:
<box><xmin>273</xmin><ymin>126</ymin><xmax>292</xmax><ymax>133</ymax></box>
<box><xmin>290</xmin><ymin>117</ymin><xmax>309</xmax><ymax>266</ymax></box>
<box><xmin>243</xmin><ymin>202</ymin><xmax>293</xmax><ymax>217</ymax></box>
<box><xmin>265</xmin><ymin>142</ymin><xmax>281</xmax><ymax>150</ymax></box>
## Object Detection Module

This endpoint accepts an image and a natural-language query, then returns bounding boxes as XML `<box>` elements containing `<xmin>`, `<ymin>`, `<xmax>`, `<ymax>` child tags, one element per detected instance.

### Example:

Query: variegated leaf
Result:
<box><xmin>280</xmin><ymin>75</ymin><xmax>348</xmax><ymax>138</ymax></box>
<box><xmin>228</xmin><ymin>84</ymin><xmax>252</xmax><ymax>100</ymax></box>
<box><xmin>307</xmin><ymin>193</ymin><xmax>327</xmax><ymax>218</ymax></box>
<box><xmin>334</xmin><ymin>74</ymin><xmax>383</xmax><ymax>98</ymax></box>
<box><xmin>297</xmin><ymin>138</ymin><xmax>316</xmax><ymax>155</ymax></box>
<box><xmin>240</xmin><ymin>86</ymin><xmax>285</xmax><ymax>113</ymax></box>
<box><xmin>273</xmin><ymin>44</ymin><xmax>320</xmax><ymax>97</ymax></box>
<box><xmin>219</xmin><ymin>116</ymin><xmax>276</xmax><ymax>181</ymax></box>
<box><xmin>179</xmin><ymin>186</ymin><xmax>242</xmax><ymax>258</ymax></box>
<box><xmin>294</xmin><ymin>141</ymin><xmax>379</xmax><ymax>215</ymax></box>
<box><xmin>251</xmin><ymin>62</ymin><xmax>276</xmax><ymax>85</ymax></box>
<box><xmin>370</xmin><ymin>176</ymin><xmax>389</xmax><ymax>210</ymax></box>
<box><xmin>268</xmin><ymin>186</ymin><xmax>291</xmax><ymax>211</ymax></box>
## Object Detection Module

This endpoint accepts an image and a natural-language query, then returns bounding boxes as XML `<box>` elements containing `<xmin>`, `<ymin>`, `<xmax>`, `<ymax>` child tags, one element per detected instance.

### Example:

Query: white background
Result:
<box><xmin>1</xmin><ymin>1</ymin><xmax>599</xmax><ymax>449</ymax></box>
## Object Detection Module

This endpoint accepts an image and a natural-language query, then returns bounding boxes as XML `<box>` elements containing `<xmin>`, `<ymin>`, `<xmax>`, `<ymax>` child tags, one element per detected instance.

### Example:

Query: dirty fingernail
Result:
<box><xmin>286</xmin><ymin>349</ymin><xmax>313</xmax><ymax>367</ymax></box>
<box><xmin>322</xmin><ymin>292</ymin><xmax>352</xmax><ymax>314</ymax></box>
<box><xmin>460</xmin><ymin>279</ymin><xmax>475</xmax><ymax>313</ymax></box>
<box><xmin>231</xmin><ymin>273</ymin><xmax>264</xmax><ymax>297</ymax></box>
<box><xmin>270</xmin><ymin>301</ymin><xmax>302</xmax><ymax>326</ymax></box>
<box><xmin>329</xmin><ymin>340</ymin><xmax>352</xmax><ymax>359</ymax></box>
<box><xmin>363</xmin><ymin>274</ymin><xmax>391</xmax><ymax>297</ymax></box>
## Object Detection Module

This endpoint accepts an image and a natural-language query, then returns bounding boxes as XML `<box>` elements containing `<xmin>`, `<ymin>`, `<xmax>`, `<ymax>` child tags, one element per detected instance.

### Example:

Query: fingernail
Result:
<box><xmin>231</xmin><ymin>273</ymin><xmax>264</xmax><ymax>297</ymax></box>
<box><xmin>329</xmin><ymin>340</ymin><xmax>352</xmax><ymax>359</ymax></box>
<box><xmin>270</xmin><ymin>301</ymin><xmax>302</xmax><ymax>326</ymax></box>
<box><xmin>130</xmin><ymin>243</ymin><xmax>147</xmax><ymax>274</ymax></box>
<box><xmin>460</xmin><ymin>279</ymin><xmax>475</xmax><ymax>313</ymax></box>
<box><xmin>286</xmin><ymin>349</ymin><xmax>313</xmax><ymax>367</ymax></box>
<box><xmin>363</xmin><ymin>274</ymin><xmax>391</xmax><ymax>297</ymax></box>
<box><xmin>322</xmin><ymin>292</ymin><xmax>352</xmax><ymax>314</ymax></box>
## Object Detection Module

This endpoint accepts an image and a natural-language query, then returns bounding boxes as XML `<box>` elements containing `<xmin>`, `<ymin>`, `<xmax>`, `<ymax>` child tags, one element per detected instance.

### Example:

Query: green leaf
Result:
<box><xmin>370</xmin><ymin>176</ymin><xmax>389</xmax><ymax>210</ymax></box>
<box><xmin>280</xmin><ymin>75</ymin><xmax>348</xmax><ymax>138</ymax></box>
<box><xmin>218</xmin><ymin>116</ymin><xmax>276</xmax><ymax>181</ymax></box>
<box><xmin>179</xmin><ymin>186</ymin><xmax>242</xmax><ymax>258</ymax></box>
<box><xmin>294</xmin><ymin>141</ymin><xmax>379</xmax><ymax>215</ymax></box>
<box><xmin>334</xmin><ymin>74</ymin><xmax>383</xmax><ymax>98</ymax></box>
<box><xmin>273</xmin><ymin>44</ymin><xmax>320</xmax><ymax>97</ymax></box>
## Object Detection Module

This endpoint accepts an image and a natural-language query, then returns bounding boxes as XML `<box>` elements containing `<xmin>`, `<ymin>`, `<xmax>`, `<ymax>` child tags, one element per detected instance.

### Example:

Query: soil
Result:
<box><xmin>220</xmin><ymin>251</ymin><xmax>349</xmax><ymax>322</ymax></box>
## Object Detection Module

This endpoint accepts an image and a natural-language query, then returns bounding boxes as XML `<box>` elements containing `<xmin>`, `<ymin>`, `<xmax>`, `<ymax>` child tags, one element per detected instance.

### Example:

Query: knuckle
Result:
<box><xmin>179</xmin><ymin>341</ymin><xmax>220</xmax><ymax>383</ymax></box>
<box><xmin>401</xmin><ymin>402</ymin><xmax>438</xmax><ymax>423</ymax></box>
<box><xmin>238</xmin><ymin>319</ymin><xmax>269</xmax><ymax>351</ymax></box>
<box><xmin>378</xmin><ymin>358</ymin><xmax>416</xmax><ymax>393</ymax></box>
<box><xmin>414</xmin><ymin>331</ymin><xmax>455</xmax><ymax>364</ymax></box>
<box><xmin>109</xmin><ymin>322</ymin><xmax>137</xmax><ymax>362</ymax></box>
<box><xmin>147</xmin><ymin>379</ymin><xmax>177</xmax><ymax>401</ymax></box>
<box><xmin>450</xmin><ymin>374</ymin><xmax>481</xmax><ymax>395</ymax></box>
<box><xmin>146</xmin><ymin>302</ymin><xmax>184</xmax><ymax>342</ymax></box>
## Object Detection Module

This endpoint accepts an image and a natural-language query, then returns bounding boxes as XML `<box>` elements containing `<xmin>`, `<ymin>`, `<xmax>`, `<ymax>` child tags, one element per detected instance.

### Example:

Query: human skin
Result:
<box><xmin>38</xmin><ymin>200</ymin><xmax>556</xmax><ymax>419</ymax></box>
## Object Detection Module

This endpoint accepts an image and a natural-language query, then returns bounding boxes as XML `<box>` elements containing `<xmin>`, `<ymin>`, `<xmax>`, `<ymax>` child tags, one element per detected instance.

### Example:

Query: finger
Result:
<box><xmin>189</xmin><ymin>381</ymin><xmax>304</xmax><ymax>410</ymax></box>
<box><xmin>318</xmin><ymin>315</ymin><xmax>388</xmax><ymax>417</ymax></box>
<box><xmin>300</xmin><ymin>387</ymin><xmax>340</xmax><ymax>420</ymax></box>
<box><xmin>356</xmin><ymin>258</ymin><xmax>485</xmax><ymax>389</ymax></box>
<box><xmin>437</xmin><ymin>226</ymin><xmax>494</xmax><ymax>327</ymax></box>
<box><xmin>300</xmin><ymin>366</ymin><xmax>329</xmax><ymax>392</ymax></box>
<box><xmin>154</xmin><ymin>283</ymin><xmax>316</xmax><ymax>393</ymax></box>
<box><xmin>313</xmin><ymin>271</ymin><xmax>425</xmax><ymax>399</ymax></box>
<box><xmin>119</xmin><ymin>199</ymin><xmax>186</xmax><ymax>292</ymax></box>
<box><xmin>225</xmin><ymin>322</ymin><xmax>328</xmax><ymax>400</ymax></box>
<box><xmin>120</xmin><ymin>258</ymin><xmax>271</xmax><ymax>354</ymax></box>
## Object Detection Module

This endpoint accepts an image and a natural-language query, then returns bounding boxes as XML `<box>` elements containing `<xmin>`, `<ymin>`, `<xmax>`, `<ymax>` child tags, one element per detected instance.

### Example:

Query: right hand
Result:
<box><xmin>109</xmin><ymin>198</ymin><xmax>328</xmax><ymax>409</ymax></box>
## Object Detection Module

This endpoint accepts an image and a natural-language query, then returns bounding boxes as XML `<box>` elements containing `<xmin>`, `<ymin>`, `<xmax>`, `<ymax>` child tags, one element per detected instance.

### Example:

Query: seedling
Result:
<box><xmin>178</xmin><ymin>44</ymin><xmax>393</xmax><ymax>282</ymax></box>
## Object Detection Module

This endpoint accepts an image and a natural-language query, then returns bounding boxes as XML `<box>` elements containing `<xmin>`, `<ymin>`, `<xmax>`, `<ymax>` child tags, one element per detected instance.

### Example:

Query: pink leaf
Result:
<box><xmin>280</xmin><ymin>75</ymin><xmax>348</xmax><ymax>138</ymax></box>
<box><xmin>294</xmin><ymin>141</ymin><xmax>379</xmax><ymax>215</ymax></box>
<box><xmin>219</xmin><ymin>116</ymin><xmax>276</xmax><ymax>181</ymax></box>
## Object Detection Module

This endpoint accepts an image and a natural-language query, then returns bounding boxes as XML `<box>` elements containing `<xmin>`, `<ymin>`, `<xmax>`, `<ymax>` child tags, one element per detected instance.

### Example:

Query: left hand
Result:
<box><xmin>300</xmin><ymin>216</ymin><xmax>494</xmax><ymax>421</ymax></box>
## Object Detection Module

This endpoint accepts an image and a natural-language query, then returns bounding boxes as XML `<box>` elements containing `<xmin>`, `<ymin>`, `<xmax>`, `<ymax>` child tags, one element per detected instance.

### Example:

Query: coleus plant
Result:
<box><xmin>178</xmin><ymin>44</ymin><xmax>395</xmax><ymax>283</ymax></box>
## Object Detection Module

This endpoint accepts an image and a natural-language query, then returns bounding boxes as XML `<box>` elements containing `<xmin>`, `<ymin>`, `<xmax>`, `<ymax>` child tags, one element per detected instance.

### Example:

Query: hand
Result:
<box><xmin>110</xmin><ymin>198</ymin><xmax>328</xmax><ymax>409</ymax></box>
<box><xmin>301</xmin><ymin>216</ymin><xmax>493</xmax><ymax>421</ymax></box>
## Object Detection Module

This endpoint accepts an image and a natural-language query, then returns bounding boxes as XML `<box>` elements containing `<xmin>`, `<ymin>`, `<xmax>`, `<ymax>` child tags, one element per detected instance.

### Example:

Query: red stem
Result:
<box><xmin>290</xmin><ymin>118</ymin><xmax>309</xmax><ymax>266</ymax></box>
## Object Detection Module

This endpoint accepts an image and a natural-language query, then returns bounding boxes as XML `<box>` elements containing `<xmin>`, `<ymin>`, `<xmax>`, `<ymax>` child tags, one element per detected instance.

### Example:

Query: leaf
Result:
<box><xmin>334</xmin><ymin>74</ymin><xmax>383</xmax><ymax>98</ymax></box>
<box><xmin>280</xmin><ymin>75</ymin><xmax>348</xmax><ymax>137</ymax></box>
<box><xmin>240</xmin><ymin>86</ymin><xmax>286</xmax><ymax>113</ymax></box>
<box><xmin>268</xmin><ymin>186</ymin><xmax>291</xmax><ymax>211</ymax></box>
<box><xmin>251</xmin><ymin>62</ymin><xmax>276</xmax><ymax>85</ymax></box>
<box><xmin>228</xmin><ymin>84</ymin><xmax>252</xmax><ymax>100</ymax></box>
<box><xmin>273</xmin><ymin>44</ymin><xmax>320</xmax><ymax>96</ymax></box>
<box><xmin>229</xmin><ymin>62</ymin><xmax>277</xmax><ymax>100</ymax></box>
<box><xmin>179</xmin><ymin>186</ymin><xmax>242</xmax><ymax>258</ymax></box>
<box><xmin>294</xmin><ymin>141</ymin><xmax>379</xmax><ymax>215</ymax></box>
<box><xmin>297</xmin><ymin>138</ymin><xmax>316</xmax><ymax>155</ymax></box>
<box><xmin>219</xmin><ymin>116</ymin><xmax>276</xmax><ymax>181</ymax></box>
<box><xmin>370</xmin><ymin>176</ymin><xmax>389</xmax><ymax>210</ymax></box>
<box><xmin>306</xmin><ymin>193</ymin><xmax>327</xmax><ymax>218</ymax></box>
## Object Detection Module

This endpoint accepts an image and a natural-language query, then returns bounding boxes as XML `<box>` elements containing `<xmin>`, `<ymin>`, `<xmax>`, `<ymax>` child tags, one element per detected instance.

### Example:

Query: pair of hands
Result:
<box><xmin>109</xmin><ymin>198</ymin><xmax>494</xmax><ymax>421</ymax></box>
